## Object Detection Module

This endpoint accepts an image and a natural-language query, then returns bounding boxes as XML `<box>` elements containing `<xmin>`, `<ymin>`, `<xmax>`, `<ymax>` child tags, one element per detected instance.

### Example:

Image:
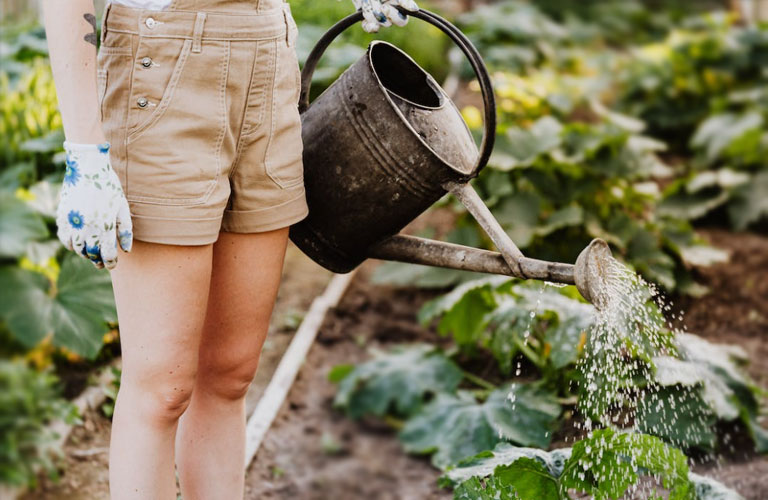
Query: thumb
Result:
<box><xmin>116</xmin><ymin>200</ymin><xmax>134</xmax><ymax>253</ymax></box>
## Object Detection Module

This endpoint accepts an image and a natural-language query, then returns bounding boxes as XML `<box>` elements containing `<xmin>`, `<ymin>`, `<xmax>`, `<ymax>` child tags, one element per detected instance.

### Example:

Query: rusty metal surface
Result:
<box><xmin>368</xmin><ymin>235</ymin><xmax>577</xmax><ymax>284</ymax></box>
<box><xmin>290</xmin><ymin>40</ymin><xmax>477</xmax><ymax>273</ymax></box>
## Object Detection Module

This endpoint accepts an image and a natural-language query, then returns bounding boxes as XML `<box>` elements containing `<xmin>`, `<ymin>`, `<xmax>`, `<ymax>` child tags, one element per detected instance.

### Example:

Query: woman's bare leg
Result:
<box><xmin>175</xmin><ymin>228</ymin><xmax>289</xmax><ymax>500</ymax></box>
<box><xmin>108</xmin><ymin>240</ymin><xmax>214</xmax><ymax>500</ymax></box>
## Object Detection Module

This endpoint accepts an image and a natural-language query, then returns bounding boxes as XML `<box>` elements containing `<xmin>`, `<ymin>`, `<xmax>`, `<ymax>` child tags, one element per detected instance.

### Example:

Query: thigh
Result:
<box><xmin>109</xmin><ymin>240</ymin><xmax>213</xmax><ymax>390</ymax></box>
<box><xmin>197</xmin><ymin>229</ymin><xmax>289</xmax><ymax>377</ymax></box>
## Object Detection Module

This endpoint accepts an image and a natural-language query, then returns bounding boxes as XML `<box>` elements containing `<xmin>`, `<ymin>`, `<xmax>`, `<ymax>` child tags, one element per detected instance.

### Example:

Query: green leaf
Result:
<box><xmin>728</xmin><ymin>170</ymin><xmax>768</xmax><ymax>230</ymax></box>
<box><xmin>493</xmin><ymin>191</ymin><xmax>542</xmax><ymax>248</ymax></box>
<box><xmin>492</xmin><ymin>457</ymin><xmax>563</xmax><ymax>500</ymax></box>
<box><xmin>0</xmin><ymin>191</ymin><xmax>49</xmax><ymax>258</ymax></box>
<box><xmin>400</xmin><ymin>383</ymin><xmax>560</xmax><ymax>469</ymax></box>
<box><xmin>453</xmin><ymin>476</ymin><xmax>517</xmax><ymax>500</ymax></box>
<box><xmin>332</xmin><ymin>344</ymin><xmax>463</xmax><ymax>419</ymax></box>
<box><xmin>442</xmin><ymin>442</ymin><xmax>571</xmax><ymax>487</ymax></box>
<box><xmin>418</xmin><ymin>276</ymin><xmax>508</xmax><ymax>332</ymax></box>
<box><xmin>561</xmin><ymin>429</ymin><xmax>693</xmax><ymax>500</ymax></box>
<box><xmin>494</xmin><ymin>117</ymin><xmax>563</xmax><ymax>169</ymax></box>
<box><xmin>0</xmin><ymin>254</ymin><xmax>116</xmax><ymax>358</ymax></box>
<box><xmin>637</xmin><ymin>385</ymin><xmax>717</xmax><ymax>450</ymax></box>
<box><xmin>691</xmin><ymin>112</ymin><xmax>763</xmax><ymax>164</ymax></box>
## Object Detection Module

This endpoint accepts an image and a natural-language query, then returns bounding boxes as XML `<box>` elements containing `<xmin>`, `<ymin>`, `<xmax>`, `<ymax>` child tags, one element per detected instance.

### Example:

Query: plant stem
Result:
<box><xmin>462</xmin><ymin>369</ymin><xmax>497</xmax><ymax>391</ymax></box>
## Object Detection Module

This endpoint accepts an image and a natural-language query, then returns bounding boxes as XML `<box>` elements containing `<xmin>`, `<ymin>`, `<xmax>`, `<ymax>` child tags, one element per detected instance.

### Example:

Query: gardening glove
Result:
<box><xmin>351</xmin><ymin>0</ymin><xmax>419</xmax><ymax>33</ymax></box>
<box><xmin>56</xmin><ymin>141</ymin><xmax>133</xmax><ymax>270</ymax></box>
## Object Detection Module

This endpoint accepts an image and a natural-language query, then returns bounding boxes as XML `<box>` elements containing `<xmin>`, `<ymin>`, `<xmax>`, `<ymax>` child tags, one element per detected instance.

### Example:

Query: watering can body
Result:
<box><xmin>290</xmin><ymin>40</ymin><xmax>478</xmax><ymax>273</ymax></box>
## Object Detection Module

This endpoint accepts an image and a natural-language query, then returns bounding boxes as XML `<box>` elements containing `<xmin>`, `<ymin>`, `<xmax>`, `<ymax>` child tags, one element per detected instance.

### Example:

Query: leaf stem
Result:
<box><xmin>462</xmin><ymin>369</ymin><xmax>497</xmax><ymax>391</ymax></box>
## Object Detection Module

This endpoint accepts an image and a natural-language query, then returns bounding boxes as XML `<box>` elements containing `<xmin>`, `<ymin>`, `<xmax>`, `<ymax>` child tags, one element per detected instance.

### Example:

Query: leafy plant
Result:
<box><xmin>0</xmin><ymin>359</ymin><xmax>80</xmax><ymax>488</ymax></box>
<box><xmin>330</xmin><ymin>344</ymin><xmax>463</xmax><ymax>419</ymax></box>
<box><xmin>418</xmin><ymin>277</ymin><xmax>593</xmax><ymax>377</ymax></box>
<box><xmin>400</xmin><ymin>382</ymin><xmax>561</xmax><ymax>469</ymax></box>
<box><xmin>0</xmin><ymin>253</ymin><xmax>117</xmax><ymax>359</ymax></box>
<box><xmin>446</xmin><ymin>429</ymin><xmax>709</xmax><ymax>500</ymax></box>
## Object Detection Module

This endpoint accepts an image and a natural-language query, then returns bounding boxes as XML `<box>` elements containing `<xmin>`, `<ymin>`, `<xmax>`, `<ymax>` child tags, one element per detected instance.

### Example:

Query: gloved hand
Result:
<box><xmin>352</xmin><ymin>0</ymin><xmax>419</xmax><ymax>33</ymax></box>
<box><xmin>56</xmin><ymin>141</ymin><xmax>133</xmax><ymax>270</ymax></box>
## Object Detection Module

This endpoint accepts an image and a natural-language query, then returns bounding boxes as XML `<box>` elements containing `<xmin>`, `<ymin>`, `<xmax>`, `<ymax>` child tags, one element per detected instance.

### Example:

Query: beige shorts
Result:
<box><xmin>96</xmin><ymin>0</ymin><xmax>308</xmax><ymax>245</ymax></box>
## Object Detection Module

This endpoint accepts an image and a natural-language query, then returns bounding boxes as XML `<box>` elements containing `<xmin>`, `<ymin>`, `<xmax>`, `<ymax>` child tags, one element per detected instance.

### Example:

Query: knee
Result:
<box><xmin>121</xmin><ymin>370</ymin><xmax>197</xmax><ymax>423</ymax></box>
<box><xmin>198</xmin><ymin>353</ymin><xmax>261</xmax><ymax>401</ymax></box>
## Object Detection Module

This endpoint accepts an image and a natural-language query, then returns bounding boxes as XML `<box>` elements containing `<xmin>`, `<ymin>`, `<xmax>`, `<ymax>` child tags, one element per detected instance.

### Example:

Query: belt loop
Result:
<box><xmin>192</xmin><ymin>12</ymin><xmax>207</xmax><ymax>53</ymax></box>
<box><xmin>99</xmin><ymin>2</ymin><xmax>112</xmax><ymax>45</ymax></box>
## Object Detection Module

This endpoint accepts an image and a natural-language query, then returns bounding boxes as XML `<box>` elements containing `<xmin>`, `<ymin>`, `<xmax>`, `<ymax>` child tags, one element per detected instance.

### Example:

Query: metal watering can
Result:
<box><xmin>289</xmin><ymin>8</ymin><xmax>612</xmax><ymax>307</ymax></box>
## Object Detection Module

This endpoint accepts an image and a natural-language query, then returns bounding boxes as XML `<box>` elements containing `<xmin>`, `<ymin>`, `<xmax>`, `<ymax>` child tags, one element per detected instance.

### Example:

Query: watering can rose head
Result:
<box><xmin>352</xmin><ymin>0</ymin><xmax>419</xmax><ymax>33</ymax></box>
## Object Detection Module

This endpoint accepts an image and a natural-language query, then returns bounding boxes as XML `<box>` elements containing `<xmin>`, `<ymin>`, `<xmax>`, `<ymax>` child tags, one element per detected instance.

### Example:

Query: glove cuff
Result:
<box><xmin>63</xmin><ymin>141</ymin><xmax>112</xmax><ymax>155</ymax></box>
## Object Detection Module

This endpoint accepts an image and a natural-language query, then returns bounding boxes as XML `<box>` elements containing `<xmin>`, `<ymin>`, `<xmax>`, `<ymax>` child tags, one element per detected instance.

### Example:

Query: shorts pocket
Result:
<box><xmin>123</xmin><ymin>39</ymin><xmax>230</xmax><ymax>205</ymax></box>
<box><xmin>264</xmin><ymin>35</ymin><xmax>304</xmax><ymax>190</ymax></box>
<box><xmin>127</xmin><ymin>37</ymin><xmax>193</xmax><ymax>142</ymax></box>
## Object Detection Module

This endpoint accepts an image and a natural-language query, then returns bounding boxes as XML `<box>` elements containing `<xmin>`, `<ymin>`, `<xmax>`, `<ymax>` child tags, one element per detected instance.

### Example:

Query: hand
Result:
<box><xmin>352</xmin><ymin>0</ymin><xmax>419</xmax><ymax>33</ymax></box>
<box><xmin>56</xmin><ymin>141</ymin><xmax>133</xmax><ymax>270</ymax></box>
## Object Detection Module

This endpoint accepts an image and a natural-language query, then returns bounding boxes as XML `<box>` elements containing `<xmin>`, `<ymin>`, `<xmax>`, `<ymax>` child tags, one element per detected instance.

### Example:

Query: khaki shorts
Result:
<box><xmin>96</xmin><ymin>0</ymin><xmax>308</xmax><ymax>245</ymax></box>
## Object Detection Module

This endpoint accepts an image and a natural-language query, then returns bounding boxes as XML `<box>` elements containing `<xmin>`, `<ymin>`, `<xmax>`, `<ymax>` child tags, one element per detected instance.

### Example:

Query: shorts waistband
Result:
<box><xmin>103</xmin><ymin>2</ymin><xmax>289</xmax><ymax>41</ymax></box>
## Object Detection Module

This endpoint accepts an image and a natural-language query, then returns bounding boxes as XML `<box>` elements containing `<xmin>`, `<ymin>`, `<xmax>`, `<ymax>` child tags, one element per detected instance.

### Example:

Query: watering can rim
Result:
<box><xmin>296</xmin><ymin>7</ymin><xmax>497</xmax><ymax>180</ymax></box>
<box><xmin>365</xmin><ymin>40</ymin><xmax>478</xmax><ymax>177</ymax></box>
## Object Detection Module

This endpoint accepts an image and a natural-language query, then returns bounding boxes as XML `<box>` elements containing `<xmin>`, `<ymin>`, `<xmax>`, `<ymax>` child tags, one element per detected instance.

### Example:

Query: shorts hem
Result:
<box><xmin>221</xmin><ymin>190</ymin><xmax>308</xmax><ymax>233</ymax></box>
<box><xmin>131</xmin><ymin>213</ymin><xmax>223</xmax><ymax>246</ymax></box>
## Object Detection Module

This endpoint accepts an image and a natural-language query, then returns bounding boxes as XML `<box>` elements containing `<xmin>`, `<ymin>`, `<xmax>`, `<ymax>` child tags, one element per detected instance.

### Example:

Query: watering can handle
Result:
<box><xmin>298</xmin><ymin>7</ymin><xmax>497</xmax><ymax>177</ymax></box>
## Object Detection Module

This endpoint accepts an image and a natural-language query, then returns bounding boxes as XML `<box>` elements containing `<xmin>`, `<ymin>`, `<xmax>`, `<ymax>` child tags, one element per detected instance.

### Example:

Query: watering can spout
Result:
<box><xmin>367</xmin><ymin>235</ymin><xmax>613</xmax><ymax>308</ymax></box>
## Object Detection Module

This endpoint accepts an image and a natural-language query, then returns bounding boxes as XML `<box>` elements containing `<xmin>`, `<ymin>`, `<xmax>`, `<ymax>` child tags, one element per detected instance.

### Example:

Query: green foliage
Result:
<box><xmin>0</xmin><ymin>359</ymin><xmax>80</xmax><ymax>488</ymax></box>
<box><xmin>469</xmin><ymin>113</ymin><xmax>720</xmax><ymax>293</ymax></box>
<box><xmin>0</xmin><ymin>253</ymin><xmax>117</xmax><ymax>359</ymax></box>
<box><xmin>400</xmin><ymin>382</ymin><xmax>561</xmax><ymax>469</ymax></box>
<box><xmin>0</xmin><ymin>191</ymin><xmax>49</xmax><ymax>258</ymax></box>
<box><xmin>331</xmin><ymin>344</ymin><xmax>463</xmax><ymax>419</ymax></box>
<box><xmin>639</xmin><ymin>333</ymin><xmax>768</xmax><ymax>453</ymax></box>
<box><xmin>419</xmin><ymin>278</ymin><xmax>593</xmax><ymax>376</ymax></box>
<box><xmin>100</xmin><ymin>365</ymin><xmax>122</xmax><ymax>420</ymax></box>
<box><xmin>448</xmin><ymin>429</ymin><xmax>697</xmax><ymax>500</ymax></box>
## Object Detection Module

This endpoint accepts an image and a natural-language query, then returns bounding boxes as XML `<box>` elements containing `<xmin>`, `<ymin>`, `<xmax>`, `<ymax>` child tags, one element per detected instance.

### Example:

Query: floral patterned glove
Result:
<box><xmin>56</xmin><ymin>141</ymin><xmax>133</xmax><ymax>270</ymax></box>
<box><xmin>352</xmin><ymin>0</ymin><xmax>419</xmax><ymax>33</ymax></box>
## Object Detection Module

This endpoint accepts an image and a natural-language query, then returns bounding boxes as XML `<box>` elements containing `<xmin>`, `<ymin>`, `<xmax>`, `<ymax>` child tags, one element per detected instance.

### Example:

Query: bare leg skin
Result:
<box><xmin>175</xmin><ymin>228</ymin><xmax>290</xmax><ymax>500</ymax></box>
<box><xmin>108</xmin><ymin>240</ymin><xmax>214</xmax><ymax>500</ymax></box>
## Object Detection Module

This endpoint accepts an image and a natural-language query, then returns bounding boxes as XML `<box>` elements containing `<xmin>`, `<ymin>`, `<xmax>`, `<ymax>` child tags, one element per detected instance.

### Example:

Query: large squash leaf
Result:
<box><xmin>0</xmin><ymin>191</ymin><xmax>48</xmax><ymax>258</ymax></box>
<box><xmin>0</xmin><ymin>254</ymin><xmax>116</xmax><ymax>358</ymax></box>
<box><xmin>332</xmin><ymin>344</ymin><xmax>463</xmax><ymax>419</ymax></box>
<box><xmin>400</xmin><ymin>382</ymin><xmax>560</xmax><ymax>469</ymax></box>
<box><xmin>447</xmin><ymin>430</ymin><xmax>707</xmax><ymax>500</ymax></box>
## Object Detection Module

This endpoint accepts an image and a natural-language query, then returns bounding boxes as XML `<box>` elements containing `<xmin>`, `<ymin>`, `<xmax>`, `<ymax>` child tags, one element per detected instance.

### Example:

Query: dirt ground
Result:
<box><xmin>244</xmin><ymin>229</ymin><xmax>768</xmax><ymax>500</ymax></box>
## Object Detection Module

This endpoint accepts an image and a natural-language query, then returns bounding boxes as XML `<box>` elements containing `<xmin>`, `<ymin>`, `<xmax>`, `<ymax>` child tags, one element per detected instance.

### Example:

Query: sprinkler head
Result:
<box><xmin>574</xmin><ymin>238</ymin><xmax>613</xmax><ymax>310</ymax></box>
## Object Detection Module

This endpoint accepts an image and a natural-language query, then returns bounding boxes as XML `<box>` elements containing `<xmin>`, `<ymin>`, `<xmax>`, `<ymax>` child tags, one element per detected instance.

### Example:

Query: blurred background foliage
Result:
<box><xmin>1</xmin><ymin>0</ymin><xmax>767</xmax><ymax>489</ymax></box>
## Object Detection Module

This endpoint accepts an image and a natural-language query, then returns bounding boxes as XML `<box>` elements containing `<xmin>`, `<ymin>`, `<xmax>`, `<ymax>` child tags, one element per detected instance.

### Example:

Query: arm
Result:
<box><xmin>42</xmin><ymin>0</ymin><xmax>105</xmax><ymax>143</ymax></box>
<box><xmin>42</xmin><ymin>1</ymin><xmax>133</xmax><ymax>270</ymax></box>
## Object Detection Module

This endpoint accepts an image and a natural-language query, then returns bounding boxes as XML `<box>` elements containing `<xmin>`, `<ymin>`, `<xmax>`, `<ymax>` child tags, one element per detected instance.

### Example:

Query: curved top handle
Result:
<box><xmin>298</xmin><ymin>8</ymin><xmax>497</xmax><ymax>178</ymax></box>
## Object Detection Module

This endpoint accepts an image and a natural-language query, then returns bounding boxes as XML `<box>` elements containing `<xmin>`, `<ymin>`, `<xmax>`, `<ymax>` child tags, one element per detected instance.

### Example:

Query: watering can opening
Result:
<box><xmin>368</xmin><ymin>41</ymin><xmax>479</xmax><ymax>177</ymax></box>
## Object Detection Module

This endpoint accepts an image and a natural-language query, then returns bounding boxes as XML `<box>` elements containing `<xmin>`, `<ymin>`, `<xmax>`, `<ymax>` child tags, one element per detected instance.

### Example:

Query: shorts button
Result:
<box><xmin>141</xmin><ymin>56</ymin><xmax>152</xmax><ymax>67</ymax></box>
<box><xmin>145</xmin><ymin>17</ymin><xmax>157</xmax><ymax>28</ymax></box>
<box><xmin>137</xmin><ymin>97</ymin><xmax>149</xmax><ymax>108</ymax></box>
